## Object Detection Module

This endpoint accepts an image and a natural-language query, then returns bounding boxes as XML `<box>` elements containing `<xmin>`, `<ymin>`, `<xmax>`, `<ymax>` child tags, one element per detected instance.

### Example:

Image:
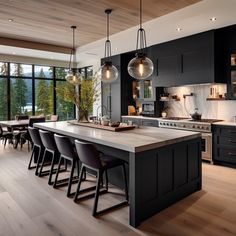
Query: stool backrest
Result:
<box><xmin>28</xmin><ymin>127</ymin><xmax>43</xmax><ymax>147</ymax></box>
<box><xmin>0</xmin><ymin>125</ymin><xmax>3</xmax><ymax>136</ymax></box>
<box><xmin>15</xmin><ymin>115</ymin><xmax>29</xmax><ymax>120</ymax></box>
<box><xmin>54</xmin><ymin>134</ymin><xmax>77</xmax><ymax>159</ymax></box>
<box><xmin>39</xmin><ymin>130</ymin><xmax>57</xmax><ymax>152</ymax></box>
<box><xmin>75</xmin><ymin>140</ymin><xmax>102</xmax><ymax>169</ymax></box>
<box><xmin>29</xmin><ymin>117</ymin><xmax>46</xmax><ymax>127</ymax></box>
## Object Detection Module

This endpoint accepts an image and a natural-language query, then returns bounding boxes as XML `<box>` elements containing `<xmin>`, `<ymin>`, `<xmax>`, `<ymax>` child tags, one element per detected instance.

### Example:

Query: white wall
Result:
<box><xmin>165</xmin><ymin>84</ymin><xmax>236</xmax><ymax>121</ymax></box>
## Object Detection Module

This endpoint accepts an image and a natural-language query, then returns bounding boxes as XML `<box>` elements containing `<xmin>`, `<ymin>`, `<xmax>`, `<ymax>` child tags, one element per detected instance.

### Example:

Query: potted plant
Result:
<box><xmin>56</xmin><ymin>76</ymin><xmax>99</xmax><ymax>122</ymax></box>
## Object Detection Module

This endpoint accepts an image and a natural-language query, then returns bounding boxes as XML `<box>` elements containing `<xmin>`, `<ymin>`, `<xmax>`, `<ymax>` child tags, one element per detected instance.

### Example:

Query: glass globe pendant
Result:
<box><xmin>66</xmin><ymin>26</ymin><xmax>82</xmax><ymax>85</ymax></box>
<box><xmin>99</xmin><ymin>9</ymin><xmax>118</xmax><ymax>83</ymax></box>
<box><xmin>127</xmin><ymin>0</ymin><xmax>154</xmax><ymax>80</ymax></box>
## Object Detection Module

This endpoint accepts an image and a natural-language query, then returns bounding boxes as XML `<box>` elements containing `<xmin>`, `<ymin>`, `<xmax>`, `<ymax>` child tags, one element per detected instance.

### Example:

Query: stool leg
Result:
<box><xmin>74</xmin><ymin>165</ymin><xmax>85</xmax><ymax>201</ymax></box>
<box><xmin>53</xmin><ymin>156</ymin><xmax>63</xmax><ymax>188</ymax></box>
<box><xmin>67</xmin><ymin>159</ymin><xmax>75</xmax><ymax>197</ymax></box>
<box><xmin>28</xmin><ymin>145</ymin><xmax>35</xmax><ymax>169</ymax></box>
<box><xmin>35</xmin><ymin>147</ymin><xmax>42</xmax><ymax>176</ymax></box>
<box><xmin>38</xmin><ymin>149</ymin><xmax>47</xmax><ymax>177</ymax></box>
<box><xmin>48</xmin><ymin>151</ymin><xmax>56</xmax><ymax>185</ymax></box>
<box><xmin>92</xmin><ymin>170</ymin><xmax>102</xmax><ymax>216</ymax></box>
<box><xmin>105</xmin><ymin>170</ymin><xmax>109</xmax><ymax>191</ymax></box>
<box><xmin>122</xmin><ymin>164</ymin><xmax>129</xmax><ymax>201</ymax></box>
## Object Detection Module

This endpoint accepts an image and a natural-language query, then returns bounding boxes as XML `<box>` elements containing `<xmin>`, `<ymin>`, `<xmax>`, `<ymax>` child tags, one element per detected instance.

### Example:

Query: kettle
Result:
<box><xmin>190</xmin><ymin>108</ymin><xmax>202</xmax><ymax>121</ymax></box>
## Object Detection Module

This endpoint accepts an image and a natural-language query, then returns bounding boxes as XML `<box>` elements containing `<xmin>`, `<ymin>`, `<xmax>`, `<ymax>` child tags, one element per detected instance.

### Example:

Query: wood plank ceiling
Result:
<box><xmin>0</xmin><ymin>0</ymin><xmax>201</xmax><ymax>48</ymax></box>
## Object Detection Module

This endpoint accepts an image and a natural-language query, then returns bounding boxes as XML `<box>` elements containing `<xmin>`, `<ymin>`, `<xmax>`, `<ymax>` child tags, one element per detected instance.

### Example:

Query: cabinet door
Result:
<box><xmin>140</xmin><ymin>119</ymin><xmax>158</xmax><ymax>127</ymax></box>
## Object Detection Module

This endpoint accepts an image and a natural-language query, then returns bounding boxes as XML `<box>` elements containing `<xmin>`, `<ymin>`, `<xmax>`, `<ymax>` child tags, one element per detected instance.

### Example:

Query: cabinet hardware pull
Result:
<box><xmin>228</xmin><ymin>139</ymin><xmax>236</xmax><ymax>143</ymax></box>
<box><xmin>228</xmin><ymin>152</ymin><xmax>236</xmax><ymax>156</ymax></box>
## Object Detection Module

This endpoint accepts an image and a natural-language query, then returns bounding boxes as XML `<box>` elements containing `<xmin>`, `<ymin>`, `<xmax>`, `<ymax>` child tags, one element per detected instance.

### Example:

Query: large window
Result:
<box><xmin>0</xmin><ymin>61</ymin><xmax>78</xmax><ymax>121</ymax></box>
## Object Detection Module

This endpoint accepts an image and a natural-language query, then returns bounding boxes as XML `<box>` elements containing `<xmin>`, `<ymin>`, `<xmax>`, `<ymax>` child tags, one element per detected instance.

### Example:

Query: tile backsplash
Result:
<box><xmin>163</xmin><ymin>84</ymin><xmax>236</xmax><ymax>121</ymax></box>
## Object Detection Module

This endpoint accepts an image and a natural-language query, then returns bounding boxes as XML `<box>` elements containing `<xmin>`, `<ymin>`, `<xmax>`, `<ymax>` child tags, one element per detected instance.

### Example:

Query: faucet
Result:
<box><xmin>96</xmin><ymin>105</ymin><xmax>108</xmax><ymax>122</ymax></box>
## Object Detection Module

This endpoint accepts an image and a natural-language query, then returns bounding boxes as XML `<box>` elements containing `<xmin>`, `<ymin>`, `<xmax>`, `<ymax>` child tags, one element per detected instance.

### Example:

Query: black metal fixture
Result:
<box><xmin>127</xmin><ymin>0</ymin><xmax>154</xmax><ymax>80</ymax></box>
<box><xmin>99</xmin><ymin>9</ymin><xmax>118</xmax><ymax>83</ymax></box>
<box><xmin>66</xmin><ymin>26</ymin><xmax>82</xmax><ymax>85</ymax></box>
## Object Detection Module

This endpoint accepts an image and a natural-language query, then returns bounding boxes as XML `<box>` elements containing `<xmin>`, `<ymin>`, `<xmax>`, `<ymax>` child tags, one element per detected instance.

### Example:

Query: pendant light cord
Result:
<box><xmin>136</xmin><ymin>0</ymin><xmax>147</xmax><ymax>53</ymax></box>
<box><xmin>104</xmin><ymin>9</ymin><xmax>112</xmax><ymax>60</ymax></box>
<box><xmin>69</xmin><ymin>26</ymin><xmax>76</xmax><ymax>70</ymax></box>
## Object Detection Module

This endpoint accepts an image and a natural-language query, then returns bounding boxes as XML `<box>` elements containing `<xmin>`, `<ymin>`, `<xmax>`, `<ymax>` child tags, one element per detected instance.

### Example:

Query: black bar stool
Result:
<box><xmin>53</xmin><ymin>134</ymin><xmax>81</xmax><ymax>197</ymax></box>
<box><xmin>74</xmin><ymin>140</ymin><xmax>129</xmax><ymax>216</ymax></box>
<box><xmin>28</xmin><ymin>127</ymin><xmax>45</xmax><ymax>175</ymax></box>
<box><xmin>39</xmin><ymin>130</ymin><xmax>61</xmax><ymax>185</ymax></box>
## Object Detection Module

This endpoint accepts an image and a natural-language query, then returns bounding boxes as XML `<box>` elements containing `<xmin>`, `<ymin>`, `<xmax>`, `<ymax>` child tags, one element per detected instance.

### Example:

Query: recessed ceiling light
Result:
<box><xmin>8</xmin><ymin>19</ymin><xmax>14</xmax><ymax>22</ymax></box>
<box><xmin>176</xmin><ymin>27</ymin><xmax>182</xmax><ymax>32</ymax></box>
<box><xmin>210</xmin><ymin>17</ymin><xmax>216</xmax><ymax>22</ymax></box>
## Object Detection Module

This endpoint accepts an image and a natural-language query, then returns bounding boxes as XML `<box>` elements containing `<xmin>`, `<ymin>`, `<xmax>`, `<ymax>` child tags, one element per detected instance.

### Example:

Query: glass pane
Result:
<box><xmin>231</xmin><ymin>54</ymin><xmax>236</xmax><ymax>66</ymax></box>
<box><xmin>0</xmin><ymin>78</ymin><xmax>8</xmax><ymax>120</ymax></box>
<box><xmin>35</xmin><ymin>65</ymin><xmax>53</xmax><ymax>78</ymax></box>
<box><xmin>10</xmin><ymin>63</ymin><xmax>32</xmax><ymax>77</ymax></box>
<box><xmin>56</xmin><ymin>81</ymin><xmax>74</xmax><ymax>120</ymax></box>
<box><xmin>55</xmin><ymin>67</ymin><xmax>68</xmax><ymax>79</ymax></box>
<box><xmin>10</xmin><ymin>78</ymin><xmax>32</xmax><ymax>119</ymax></box>
<box><xmin>35</xmin><ymin>79</ymin><xmax>54</xmax><ymax>117</ymax></box>
<box><xmin>80</xmin><ymin>68</ymin><xmax>86</xmax><ymax>78</ymax></box>
<box><xmin>132</xmin><ymin>81</ymin><xmax>140</xmax><ymax>99</ymax></box>
<box><xmin>0</xmin><ymin>62</ymin><xmax>8</xmax><ymax>76</ymax></box>
<box><xmin>144</xmin><ymin>80</ymin><xmax>153</xmax><ymax>99</ymax></box>
<box><xmin>231</xmin><ymin>71</ymin><xmax>236</xmax><ymax>96</ymax></box>
<box><xmin>87</xmin><ymin>66</ymin><xmax>93</xmax><ymax>78</ymax></box>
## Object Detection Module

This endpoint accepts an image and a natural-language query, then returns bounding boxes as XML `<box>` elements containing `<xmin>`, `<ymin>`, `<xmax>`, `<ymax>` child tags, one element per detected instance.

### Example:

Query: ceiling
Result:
<box><xmin>0</xmin><ymin>0</ymin><xmax>201</xmax><ymax>47</ymax></box>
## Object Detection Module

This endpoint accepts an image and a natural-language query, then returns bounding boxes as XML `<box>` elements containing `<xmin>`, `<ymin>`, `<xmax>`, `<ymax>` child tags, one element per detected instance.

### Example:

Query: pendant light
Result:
<box><xmin>127</xmin><ymin>0</ymin><xmax>154</xmax><ymax>80</ymax></box>
<box><xmin>99</xmin><ymin>9</ymin><xmax>118</xmax><ymax>83</ymax></box>
<box><xmin>66</xmin><ymin>26</ymin><xmax>82</xmax><ymax>85</ymax></box>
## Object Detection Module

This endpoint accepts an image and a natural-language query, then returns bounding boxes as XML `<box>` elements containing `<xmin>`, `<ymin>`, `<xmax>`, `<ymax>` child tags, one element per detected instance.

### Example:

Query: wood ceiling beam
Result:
<box><xmin>0</xmin><ymin>37</ymin><xmax>71</xmax><ymax>54</ymax></box>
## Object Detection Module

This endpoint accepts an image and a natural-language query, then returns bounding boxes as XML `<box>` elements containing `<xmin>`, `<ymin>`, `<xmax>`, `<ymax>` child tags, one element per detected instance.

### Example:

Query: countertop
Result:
<box><xmin>34</xmin><ymin>121</ymin><xmax>201</xmax><ymax>153</ymax></box>
<box><xmin>213</xmin><ymin>121</ymin><xmax>236</xmax><ymax>126</ymax></box>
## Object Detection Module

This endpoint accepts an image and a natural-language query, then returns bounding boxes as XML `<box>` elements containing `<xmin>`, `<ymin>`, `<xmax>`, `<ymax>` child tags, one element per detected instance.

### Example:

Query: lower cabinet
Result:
<box><xmin>122</xmin><ymin>117</ymin><xmax>158</xmax><ymax>127</ymax></box>
<box><xmin>213</xmin><ymin>125</ymin><xmax>236</xmax><ymax>167</ymax></box>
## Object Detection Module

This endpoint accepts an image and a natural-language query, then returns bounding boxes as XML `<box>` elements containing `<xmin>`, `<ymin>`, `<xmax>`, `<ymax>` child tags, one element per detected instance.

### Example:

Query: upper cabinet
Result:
<box><xmin>151</xmin><ymin>30</ymin><xmax>227</xmax><ymax>87</ymax></box>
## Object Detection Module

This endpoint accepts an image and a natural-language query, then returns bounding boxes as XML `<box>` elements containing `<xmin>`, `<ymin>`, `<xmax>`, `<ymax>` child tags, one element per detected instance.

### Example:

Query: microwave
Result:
<box><xmin>142</xmin><ymin>102</ymin><xmax>155</xmax><ymax>116</ymax></box>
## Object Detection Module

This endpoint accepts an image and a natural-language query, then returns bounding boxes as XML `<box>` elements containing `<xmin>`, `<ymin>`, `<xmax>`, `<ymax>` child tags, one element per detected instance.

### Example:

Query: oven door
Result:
<box><xmin>201</xmin><ymin>133</ymin><xmax>212</xmax><ymax>162</ymax></box>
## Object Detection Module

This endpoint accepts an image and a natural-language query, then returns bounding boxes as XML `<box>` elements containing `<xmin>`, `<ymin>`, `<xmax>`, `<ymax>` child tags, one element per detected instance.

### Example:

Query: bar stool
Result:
<box><xmin>74</xmin><ymin>140</ymin><xmax>129</xmax><ymax>216</ymax></box>
<box><xmin>53</xmin><ymin>134</ymin><xmax>80</xmax><ymax>197</ymax></box>
<box><xmin>28</xmin><ymin>127</ymin><xmax>45</xmax><ymax>176</ymax></box>
<box><xmin>39</xmin><ymin>130</ymin><xmax>61</xmax><ymax>185</ymax></box>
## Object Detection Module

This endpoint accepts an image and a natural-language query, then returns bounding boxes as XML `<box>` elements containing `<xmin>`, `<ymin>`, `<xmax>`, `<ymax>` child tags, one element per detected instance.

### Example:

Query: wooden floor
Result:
<box><xmin>0</xmin><ymin>144</ymin><xmax>236</xmax><ymax>236</ymax></box>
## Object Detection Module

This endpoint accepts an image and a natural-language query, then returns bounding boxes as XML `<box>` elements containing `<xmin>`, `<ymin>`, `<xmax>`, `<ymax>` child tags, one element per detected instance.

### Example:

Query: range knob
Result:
<box><xmin>192</xmin><ymin>125</ymin><xmax>195</xmax><ymax>128</ymax></box>
<box><xmin>170</xmin><ymin>123</ymin><xmax>173</xmax><ymax>126</ymax></box>
<box><xmin>174</xmin><ymin>123</ymin><xmax>176</xmax><ymax>126</ymax></box>
<box><xmin>167</xmin><ymin>123</ymin><xmax>169</xmax><ymax>126</ymax></box>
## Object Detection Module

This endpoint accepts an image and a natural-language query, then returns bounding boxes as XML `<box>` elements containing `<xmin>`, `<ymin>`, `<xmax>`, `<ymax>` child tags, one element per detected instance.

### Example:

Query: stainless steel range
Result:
<box><xmin>159</xmin><ymin>117</ymin><xmax>223</xmax><ymax>163</ymax></box>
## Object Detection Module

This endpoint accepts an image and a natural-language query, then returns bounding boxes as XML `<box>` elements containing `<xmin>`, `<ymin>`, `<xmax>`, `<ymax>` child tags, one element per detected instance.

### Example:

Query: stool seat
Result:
<box><xmin>100</xmin><ymin>155</ymin><xmax>125</xmax><ymax>169</ymax></box>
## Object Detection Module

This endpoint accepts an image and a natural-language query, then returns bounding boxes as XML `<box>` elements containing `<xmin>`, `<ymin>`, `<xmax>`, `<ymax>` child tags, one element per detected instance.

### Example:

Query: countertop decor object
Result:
<box><xmin>127</xmin><ymin>0</ymin><xmax>154</xmax><ymax>80</ymax></box>
<box><xmin>97</xmin><ymin>9</ymin><xmax>118</xmax><ymax>83</ymax></box>
<box><xmin>68</xmin><ymin>120</ymin><xmax>135</xmax><ymax>132</ymax></box>
<box><xmin>65</xmin><ymin>26</ymin><xmax>82</xmax><ymax>85</ymax></box>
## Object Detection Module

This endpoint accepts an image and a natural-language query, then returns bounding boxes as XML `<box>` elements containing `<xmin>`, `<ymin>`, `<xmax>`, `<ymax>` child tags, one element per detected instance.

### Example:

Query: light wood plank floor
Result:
<box><xmin>0</xmin><ymin>144</ymin><xmax>236</xmax><ymax>236</ymax></box>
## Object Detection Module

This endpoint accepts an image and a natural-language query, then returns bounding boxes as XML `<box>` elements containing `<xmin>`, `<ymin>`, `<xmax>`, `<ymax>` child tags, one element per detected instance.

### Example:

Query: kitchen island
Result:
<box><xmin>34</xmin><ymin>121</ymin><xmax>202</xmax><ymax>227</ymax></box>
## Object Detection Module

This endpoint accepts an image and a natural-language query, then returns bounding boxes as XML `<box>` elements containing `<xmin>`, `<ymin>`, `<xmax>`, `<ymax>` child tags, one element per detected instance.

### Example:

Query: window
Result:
<box><xmin>0</xmin><ymin>78</ymin><xmax>7</xmax><ymax>121</ymax></box>
<box><xmin>0</xmin><ymin>61</ymin><xmax>76</xmax><ymax>121</ymax></box>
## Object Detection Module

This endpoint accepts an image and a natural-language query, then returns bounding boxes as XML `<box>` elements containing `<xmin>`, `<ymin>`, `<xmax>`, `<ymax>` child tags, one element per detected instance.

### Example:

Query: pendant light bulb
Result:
<box><xmin>98</xmin><ymin>9</ymin><xmax>118</xmax><ymax>84</ymax></box>
<box><xmin>66</xmin><ymin>25</ymin><xmax>82</xmax><ymax>85</ymax></box>
<box><xmin>127</xmin><ymin>0</ymin><xmax>154</xmax><ymax>80</ymax></box>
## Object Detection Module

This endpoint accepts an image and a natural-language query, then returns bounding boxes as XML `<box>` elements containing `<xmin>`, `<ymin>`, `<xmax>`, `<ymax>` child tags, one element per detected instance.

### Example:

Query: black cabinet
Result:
<box><xmin>151</xmin><ymin>30</ymin><xmax>226</xmax><ymax>87</ymax></box>
<box><xmin>213</xmin><ymin>125</ymin><xmax>236</xmax><ymax>167</ymax></box>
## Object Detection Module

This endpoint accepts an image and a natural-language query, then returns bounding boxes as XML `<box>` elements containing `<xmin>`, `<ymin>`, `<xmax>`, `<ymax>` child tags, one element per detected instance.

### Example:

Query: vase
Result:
<box><xmin>77</xmin><ymin>109</ymin><xmax>89</xmax><ymax>123</ymax></box>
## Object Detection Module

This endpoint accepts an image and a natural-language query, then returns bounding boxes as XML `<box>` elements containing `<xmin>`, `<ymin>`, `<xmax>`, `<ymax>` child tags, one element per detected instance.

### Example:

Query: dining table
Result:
<box><xmin>0</xmin><ymin>119</ymin><xmax>29</xmax><ymax>148</ymax></box>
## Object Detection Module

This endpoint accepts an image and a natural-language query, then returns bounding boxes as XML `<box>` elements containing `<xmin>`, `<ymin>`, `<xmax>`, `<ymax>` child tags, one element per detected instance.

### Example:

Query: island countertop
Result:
<box><xmin>34</xmin><ymin>121</ymin><xmax>201</xmax><ymax>153</ymax></box>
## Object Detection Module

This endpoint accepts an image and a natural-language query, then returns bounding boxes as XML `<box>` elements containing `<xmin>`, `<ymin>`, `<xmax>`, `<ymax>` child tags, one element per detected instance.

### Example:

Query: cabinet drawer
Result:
<box><xmin>215</xmin><ymin>126</ymin><xmax>236</xmax><ymax>137</ymax></box>
<box><xmin>217</xmin><ymin>136</ymin><xmax>236</xmax><ymax>148</ymax></box>
<box><xmin>141</xmin><ymin>119</ymin><xmax>158</xmax><ymax>127</ymax></box>
<box><xmin>214</xmin><ymin>147</ymin><xmax>236</xmax><ymax>164</ymax></box>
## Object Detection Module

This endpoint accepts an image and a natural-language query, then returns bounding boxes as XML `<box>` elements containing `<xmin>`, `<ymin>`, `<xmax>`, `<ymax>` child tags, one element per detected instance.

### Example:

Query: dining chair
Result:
<box><xmin>0</xmin><ymin>125</ymin><xmax>13</xmax><ymax>148</ymax></box>
<box><xmin>74</xmin><ymin>140</ymin><xmax>129</xmax><ymax>216</ymax></box>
